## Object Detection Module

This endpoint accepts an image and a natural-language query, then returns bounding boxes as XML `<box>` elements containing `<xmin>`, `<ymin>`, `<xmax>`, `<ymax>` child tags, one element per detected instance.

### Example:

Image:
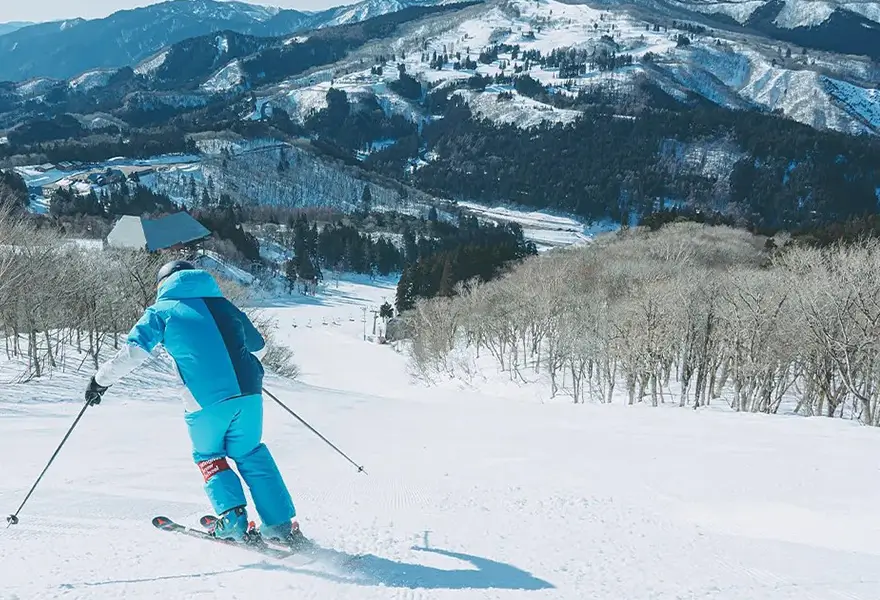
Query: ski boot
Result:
<box><xmin>209</xmin><ymin>506</ymin><xmax>250</xmax><ymax>542</ymax></box>
<box><xmin>261</xmin><ymin>519</ymin><xmax>309</xmax><ymax>551</ymax></box>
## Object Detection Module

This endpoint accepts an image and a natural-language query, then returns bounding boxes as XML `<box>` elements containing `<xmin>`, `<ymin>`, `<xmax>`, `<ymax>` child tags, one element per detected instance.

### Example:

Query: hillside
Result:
<box><xmin>0</xmin><ymin>0</ymin><xmax>878</xmax><ymax>236</ymax></box>
<box><xmin>0</xmin><ymin>21</ymin><xmax>33</xmax><ymax>36</ymax></box>
<box><xmin>251</xmin><ymin>0</ymin><xmax>878</xmax><ymax>134</ymax></box>
<box><xmin>2</xmin><ymin>275</ymin><xmax>880</xmax><ymax>599</ymax></box>
<box><xmin>665</xmin><ymin>0</ymin><xmax>880</xmax><ymax>58</ymax></box>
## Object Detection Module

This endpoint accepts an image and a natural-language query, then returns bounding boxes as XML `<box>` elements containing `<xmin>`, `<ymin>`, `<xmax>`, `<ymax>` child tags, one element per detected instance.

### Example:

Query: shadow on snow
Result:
<box><xmin>73</xmin><ymin>546</ymin><xmax>554</xmax><ymax>592</ymax></box>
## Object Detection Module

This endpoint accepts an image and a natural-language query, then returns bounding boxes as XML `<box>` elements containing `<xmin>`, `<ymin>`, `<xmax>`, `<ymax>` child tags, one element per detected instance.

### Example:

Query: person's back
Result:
<box><xmin>86</xmin><ymin>260</ymin><xmax>301</xmax><ymax>545</ymax></box>
<box><xmin>141</xmin><ymin>268</ymin><xmax>265</xmax><ymax>411</ymax></box>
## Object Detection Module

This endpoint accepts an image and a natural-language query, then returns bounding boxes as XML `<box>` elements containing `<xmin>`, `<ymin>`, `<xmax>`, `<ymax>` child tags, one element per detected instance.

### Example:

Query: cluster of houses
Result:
<box><xmin>26</xmin><ymin>163</ymin><xmax>158</xmax><ymax>200</ymax></box>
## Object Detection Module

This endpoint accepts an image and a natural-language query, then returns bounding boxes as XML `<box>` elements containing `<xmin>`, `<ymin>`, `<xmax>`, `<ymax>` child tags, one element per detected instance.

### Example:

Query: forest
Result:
<box><xmin>258</xmin><ymin>207</ymin><xmax>537</xmax><ymax>301</ymax></box>
<box><xmin>402</xmin><ymin>221</ymin><xmax>880</xmax><ymax>427</ymax></box>
<box><xmin>400</xmin><ymin>83</ymin><xmax>880</xmax><ymax>230</ymax></box>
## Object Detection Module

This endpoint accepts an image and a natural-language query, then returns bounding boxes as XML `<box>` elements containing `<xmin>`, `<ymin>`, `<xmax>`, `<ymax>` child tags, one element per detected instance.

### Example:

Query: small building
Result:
<box><xmin>105</xmin><ymin>212</ymin><xmax>211</xmax><ymax>252</ymax></box>
<box><xmin>105</xmin><ymin>168</ymin><xmax>126</xmax><ymax>183</ymax></box>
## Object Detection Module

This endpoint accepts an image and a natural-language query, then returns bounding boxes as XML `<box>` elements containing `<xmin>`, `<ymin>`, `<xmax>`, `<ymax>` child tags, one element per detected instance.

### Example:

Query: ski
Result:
<box><xmin>151</xmin><ymin>516</ymin><xmax>296</xmax><ymax>559</ymax></box>
<box><xmin>199</xmin><ymin>514</ymin><xmax>364</xmax><ymax>568</ymax></box>
<box><xmin>200</xmin><ymin>515</ymin><xmax>313</xmax><ymax>554</ymax></box>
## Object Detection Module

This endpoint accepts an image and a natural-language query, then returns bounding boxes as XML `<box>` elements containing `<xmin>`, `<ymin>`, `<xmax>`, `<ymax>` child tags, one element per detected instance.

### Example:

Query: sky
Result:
<box><xmin>0</xmin><ymin>0</ymin><xmax>346</xmax><ymax>22</ymax></box>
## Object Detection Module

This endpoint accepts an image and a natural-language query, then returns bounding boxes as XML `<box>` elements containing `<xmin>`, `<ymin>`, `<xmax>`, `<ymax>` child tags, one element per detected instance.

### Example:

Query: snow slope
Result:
<box><xmin>3</xmin><ymin>277</ymin><xmax>880</xmax><ymax>599</ymax></box>
<box><xmin>458</xmin><ymin>201</ymin><xmax>604</xmax><ymax>250</ymax></box>
<box><xmin>202</xmin><ymin>60</ymin><xmax>245</xmax><ymax>93</ymax></box>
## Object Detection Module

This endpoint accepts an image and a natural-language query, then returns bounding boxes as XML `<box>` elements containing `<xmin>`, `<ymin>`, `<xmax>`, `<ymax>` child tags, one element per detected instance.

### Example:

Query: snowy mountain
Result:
<box><xmin>671</xmin><ymin>0</ymin><xmax>880</xmax><ymax>59</ymax></box>
<box><xmin>313</xmin><ymin>0</ymin><xmax>456</xmax><ymax>26</ymax></box>
<box><xmin>0</xmin><ymin>0</ymin><xmax>311</xmax><ymax>82</ymax></box>
<box><xmin>228</xmin><ymin>0</ymin><xmax>878</xmax><ymax>135</ymax></box>
<box><xmin>3</xmin><ymin>0</ymin><xmax>876</xmax><ymax>83</ymax></box>
<box><xmin>0</xmin><ymin>0</ymin><xmax>445</xmax><ymax>83</ymax></box>
<box><xmin>0</xmin><ymin>0</ymin><xmax>877</xmax><ymax>230</ymax></box>
<box><xmin>670</xmin><ymin>0</ymin><xmax>880</xmax><ymax>28</ymax></box>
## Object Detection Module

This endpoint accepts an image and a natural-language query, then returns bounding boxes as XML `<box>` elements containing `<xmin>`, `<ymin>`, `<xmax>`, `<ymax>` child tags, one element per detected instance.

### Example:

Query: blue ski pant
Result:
<box><xmin>184</xmin><ymin>393</ymin><xmax>296</xmax><ymax>527</ymax></box>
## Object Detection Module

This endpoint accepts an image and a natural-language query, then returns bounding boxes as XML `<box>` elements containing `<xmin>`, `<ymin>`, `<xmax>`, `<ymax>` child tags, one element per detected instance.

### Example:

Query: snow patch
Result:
<box><xmin>196</xmin><ymin>250</ymin><xmax>255</xmax><ymax>286</ymax></box>
<box><xmin>679</xmin><ymin>0</ymin><xmax>765</xmax><ymax>23</ymax></box>
<box><xmin>216</xmin><ymin>35</ymin><xmax>229</xmax><ymax>56</ymax></box>
<box><xmin>456</xmin><ymin>89</ymin><xmax>580</xmax><ymax>129</ymax></box>
<box><xmin>737</xmin><ymin>48</ymin><xmax>872</xmax><ymax>134</ymax></box>
<box><xmin>823</xmin><ymin>77</ymin><xmax>880</xmax><ymax>130</ymax></box>
<box><xmin>69</xmin><ymin>69</ymin><xmax>114</xmax><ymax>91</ymax></box>
<box><xmin>659</xmin><ymin>139</ymin><xmax>746</xmax><ymax>181</ymax></box>
<box><xmin>774</xmin><ymin>0</ymin><xmax>836</xmax><ymax>28</ymax></box>
<box><xmin>841</xmin><ymin>2</ymin><xmax>880</xmax><ymax>23</ymax></box>
<box><xmin>16</xmin><ymin>78</ymin><xmax>56</xmax><ymax>96</ymax></box>
<box><xmin>685</xmin><ymin>44</ymin><xmax>752</xmax><ymax>90</ymax></box>
<box><xmin>135</xmin><ymin>50</ymin><xmax>169</xmax><ymax>76</ymax></box>
<box><xmin>202</xmin><ymin>60</ymin><xmax>245</xmax><ymax>93</ymax></box>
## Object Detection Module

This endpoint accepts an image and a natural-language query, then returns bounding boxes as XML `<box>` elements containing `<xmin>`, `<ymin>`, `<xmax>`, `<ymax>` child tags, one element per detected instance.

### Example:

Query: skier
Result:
<box><xmin>84</xmin><ymin>259</ymin><xmax>305</xmax><ymax>547</ymax></box>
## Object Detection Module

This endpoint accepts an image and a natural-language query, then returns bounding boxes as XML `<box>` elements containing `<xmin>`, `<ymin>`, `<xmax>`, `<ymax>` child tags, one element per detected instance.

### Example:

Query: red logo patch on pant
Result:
<box><xmin>197</xmin><ymin>458</ymin><xmax>230</xmax><ymax>482</ymax></box>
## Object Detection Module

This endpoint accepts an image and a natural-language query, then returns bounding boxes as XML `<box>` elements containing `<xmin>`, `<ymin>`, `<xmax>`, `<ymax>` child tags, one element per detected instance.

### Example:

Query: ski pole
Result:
<box><xmin>7</xmin><ymin>401</ymin><xmax>90</xmax><ymax>527</ymax></box>
<box><xmin>262</xmin><ymin>387</ymin><xmax>367</xmax><ymax>475</ymax></box>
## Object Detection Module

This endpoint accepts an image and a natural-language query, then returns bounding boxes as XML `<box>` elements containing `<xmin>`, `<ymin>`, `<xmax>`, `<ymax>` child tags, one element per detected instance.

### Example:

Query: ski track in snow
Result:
<box><xmin>3</xmin><ymin>277</ymin><xmax>880</xmax><ymax>599</ymax></box>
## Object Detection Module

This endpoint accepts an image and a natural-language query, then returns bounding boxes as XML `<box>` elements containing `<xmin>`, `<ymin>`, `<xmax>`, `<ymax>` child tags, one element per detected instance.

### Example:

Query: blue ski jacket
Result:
<box><xmin>95</xmin><ymin>268</ymin><xmax>265</xmax><ymax>412</ymax></box>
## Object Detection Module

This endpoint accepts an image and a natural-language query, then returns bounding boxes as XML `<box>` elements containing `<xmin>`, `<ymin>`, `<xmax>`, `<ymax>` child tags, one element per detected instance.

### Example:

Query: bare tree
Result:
<box><xmin>400</xmin><ymin>222</ymin><xmax>880</xmax><ymax>422</ymax></box>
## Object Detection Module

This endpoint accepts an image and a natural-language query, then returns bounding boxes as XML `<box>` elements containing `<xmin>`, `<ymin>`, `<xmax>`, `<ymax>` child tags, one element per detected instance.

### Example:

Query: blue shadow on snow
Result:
<box><xmin>252</xmin><ymin>545</ymin><xmax>555</xmax><ymax>591</ymax></box>
<box><xmin>66</xmin><ymin>545</ymin><xmax>554</xmax><ymax>592</ymax></box>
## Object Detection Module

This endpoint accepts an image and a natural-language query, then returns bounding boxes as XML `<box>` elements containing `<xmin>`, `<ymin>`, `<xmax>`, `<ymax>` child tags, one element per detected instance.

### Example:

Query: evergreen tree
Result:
<box><xmin>284</xmin><ymin>259</ymin><xmax>298</xmax><ymax>293</ymax></box>
<box><xmin>380</xmin><ymin>302</ymin><xmax>394</xmax><ymax>320</ymax></box>
<box><xmin>438</xmin><ymin>257</ymin><xmax>454</xmax><ymax>296</ymax></box>
<box><xmin>361</xmin><ymin>185</ymin><xmax>373</xmax><ymax>214</ymax></box>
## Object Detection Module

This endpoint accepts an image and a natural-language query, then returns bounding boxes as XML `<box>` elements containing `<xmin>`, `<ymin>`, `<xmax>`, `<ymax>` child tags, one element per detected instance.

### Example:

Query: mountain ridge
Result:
<box><xmin>0</xmin><ymin>0</ymin><xmax>447</xmax><ymax>82</ymax></box>
<box><xmin>0</xmin><ymin>21</ymin><xmax>35</xmax><ymax>37</ymax></box>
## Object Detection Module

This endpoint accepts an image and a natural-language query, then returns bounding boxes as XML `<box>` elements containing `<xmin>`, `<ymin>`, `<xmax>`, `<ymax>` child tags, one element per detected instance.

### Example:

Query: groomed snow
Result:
<box><xmin>458</xmin><ymin>201</ymin><xmax>600</xmax><ymax>249</ymax></box>
<box><xmin>2</xmin><ymin>276</ymin><xmax>880</xmax><ymax>599</ymax></box>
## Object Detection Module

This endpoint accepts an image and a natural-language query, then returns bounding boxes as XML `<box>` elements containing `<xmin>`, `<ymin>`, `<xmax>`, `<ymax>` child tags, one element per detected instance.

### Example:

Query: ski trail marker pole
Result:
<box><xmin>263</xmin><ymin>387</ymin><xmax>367</xmax><ymax>475</ymax></box>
